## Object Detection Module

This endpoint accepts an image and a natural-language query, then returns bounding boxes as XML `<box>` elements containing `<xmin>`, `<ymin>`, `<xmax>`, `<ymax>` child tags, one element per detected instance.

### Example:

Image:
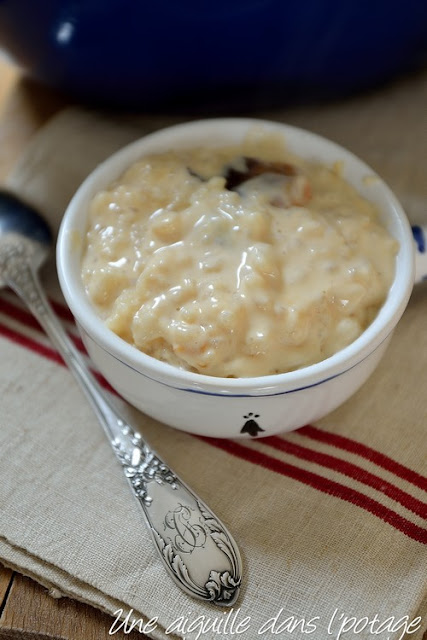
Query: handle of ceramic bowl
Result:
<box><xmin>412</xmin><ymin>225</ymin><xmax>427</xmax><ymax>284</ymax></box>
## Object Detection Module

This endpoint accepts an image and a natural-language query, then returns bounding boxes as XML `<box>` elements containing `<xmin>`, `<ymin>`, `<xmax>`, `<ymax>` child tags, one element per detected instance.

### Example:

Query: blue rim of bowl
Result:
<box><xmin>80</xmin><ymin>325</ymin><xmax>390</xmax><ymax>398</ymax></box>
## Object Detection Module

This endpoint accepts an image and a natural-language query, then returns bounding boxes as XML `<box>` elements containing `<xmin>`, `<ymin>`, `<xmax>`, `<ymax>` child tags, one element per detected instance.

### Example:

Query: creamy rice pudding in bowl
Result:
<box><xmin>57</xmin><ymin>118</ymin><xmax>416</xmax><ymax>439</ymax></box>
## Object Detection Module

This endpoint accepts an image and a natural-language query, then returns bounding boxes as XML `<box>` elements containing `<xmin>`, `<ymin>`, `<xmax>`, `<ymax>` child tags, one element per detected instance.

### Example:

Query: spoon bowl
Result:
<box><xmin>0</xmin><ymin>191</ymin><xmax>51</xmax><ymax>287</ymax></box>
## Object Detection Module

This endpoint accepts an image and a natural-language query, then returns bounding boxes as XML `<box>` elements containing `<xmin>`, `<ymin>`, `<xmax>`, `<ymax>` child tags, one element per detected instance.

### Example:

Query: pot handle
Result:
<box><xmin>412</xmin><ymin>226</ymin><xmax>427</xmax><ymax>284</ymax></box>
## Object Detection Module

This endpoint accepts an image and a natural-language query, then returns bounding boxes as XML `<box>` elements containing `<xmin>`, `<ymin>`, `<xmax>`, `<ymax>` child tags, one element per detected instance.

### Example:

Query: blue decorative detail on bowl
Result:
<box><xmin>412</xmin><ymin>226</ymin><xmax>425</xmax><ymax>254</ymax></box>
<box><xmin>1</xmin><ymin>0</ymin><xmax>427</xmax><ymax>110</ymax></box>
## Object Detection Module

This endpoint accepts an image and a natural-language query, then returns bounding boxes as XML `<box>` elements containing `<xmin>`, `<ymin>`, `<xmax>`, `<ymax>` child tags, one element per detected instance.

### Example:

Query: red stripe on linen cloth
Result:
<box><xmin>0</xmin><ymin>297</ymin><xmax>85</xmax><ymax>352</ymax></box>
<box><xmin>1</xmin><ymin>291</ymin><xmax>75</xmax><ymax>323</ymax></box>
<box><xmin>263</xmin><ymin>437</ymin><xmax>427</xmax><ymax>520</ymax></box>
<box><xmin>203</xmin><ymin>438</ymin><xmax>427</xmax><ymax>545</ymax></box>
<box><xmin>49</xmin><ymin>298</ymin><xmax>76</xmax><ymax>324</ymax></box>
<box><xmin>0</xmin><ymin>319</ymin><xmax>115</xmax><ymax>394</ymax></box>
<box><xmin>0</xmin><ymin>320</ymin><xmax>64</xmax><ymax>365</ymax></box>
<box><xmin>299</xmin><ymin>425</ymin><xmax>427</xmax><ymax>492</ymax></box>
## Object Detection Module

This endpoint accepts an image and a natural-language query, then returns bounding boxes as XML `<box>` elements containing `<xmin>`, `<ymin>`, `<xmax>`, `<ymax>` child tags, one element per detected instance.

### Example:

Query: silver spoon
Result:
<box><xmin>0</xmin><ymin>190</ymin><xmax>242</xmax><ymax>606</ymax></box>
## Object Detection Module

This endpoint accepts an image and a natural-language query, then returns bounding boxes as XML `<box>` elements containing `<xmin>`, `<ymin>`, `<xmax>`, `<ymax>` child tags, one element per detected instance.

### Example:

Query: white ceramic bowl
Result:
<box><xmin>57</xmin><ymin>118</ymin><xmax>416</xmax><ymax>439</ymax></box>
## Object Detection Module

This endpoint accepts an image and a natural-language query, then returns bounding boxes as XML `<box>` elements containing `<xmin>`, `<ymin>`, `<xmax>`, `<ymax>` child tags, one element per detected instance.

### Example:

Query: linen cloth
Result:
<box><xmin>0</xmin><ymin>69</ymin><xmax>426</xmax><ymax>640</ymax></box>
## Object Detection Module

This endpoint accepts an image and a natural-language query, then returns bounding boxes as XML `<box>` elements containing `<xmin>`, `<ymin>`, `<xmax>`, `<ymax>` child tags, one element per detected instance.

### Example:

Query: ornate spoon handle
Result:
<box><xmin>3</xmin><ymin>243</ymin><xmax>242</xmax><ymax>605</ymax></box>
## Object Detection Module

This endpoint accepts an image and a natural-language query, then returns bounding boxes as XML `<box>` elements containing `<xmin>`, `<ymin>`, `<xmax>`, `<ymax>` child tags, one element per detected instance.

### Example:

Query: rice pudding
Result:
<box><xmin>81</xmin><ymin>134</ymin><xmax>398</xmax><ymax>377</ymax></box>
